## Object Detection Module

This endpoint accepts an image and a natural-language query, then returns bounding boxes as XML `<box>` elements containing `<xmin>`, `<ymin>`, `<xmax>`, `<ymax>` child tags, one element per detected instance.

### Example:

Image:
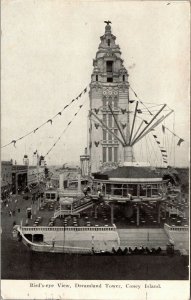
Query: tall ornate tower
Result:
<box><xmin>89</xmin><ymin>22</ymin><xmax>132</xmax><ymax>173</ymax></box>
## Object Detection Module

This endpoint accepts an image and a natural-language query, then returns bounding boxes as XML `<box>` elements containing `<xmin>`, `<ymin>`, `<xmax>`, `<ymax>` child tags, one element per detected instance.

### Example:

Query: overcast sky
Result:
<box><xmin>1</xmin><ymin>0</ymin><xmax>190</xmax><ymax>167</ymax></box>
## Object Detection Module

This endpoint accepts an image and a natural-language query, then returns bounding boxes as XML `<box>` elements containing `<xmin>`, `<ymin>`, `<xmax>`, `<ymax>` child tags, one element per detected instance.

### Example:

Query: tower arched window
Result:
<box><xmin>123</xmin><ymin>75</ymin><xmax>125</xmax><ymax>82</ymax></box>
<box><xmin>96</xmin><ymin>75</ymin><xmax>98</xmax><ymax>81</ymax></box>
<box><xmin>108</xmin><ymin>39</ymin><xmax>110</xmax><ymax>46</ymax></box>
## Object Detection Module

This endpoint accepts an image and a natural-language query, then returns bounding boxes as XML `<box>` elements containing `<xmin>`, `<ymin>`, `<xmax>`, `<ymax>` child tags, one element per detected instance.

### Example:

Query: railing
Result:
<box><xmin>21</xmin><ymin>225</ymin><xmax>116</xmax><ymax>232</ymax></box>
<box><xmin>18</xmin><ymin>228</ymin><xmax>92</xmax><ymax>253</ymax></box>
<box><xmin>54</xmin><ymin>200</ymin><xmax>94</xmax><ymax>217</ymax></box>
<box><xmin>164</xmin><ymin>223</ymin><xmax>189</xmax><ymax>232</ymax></box>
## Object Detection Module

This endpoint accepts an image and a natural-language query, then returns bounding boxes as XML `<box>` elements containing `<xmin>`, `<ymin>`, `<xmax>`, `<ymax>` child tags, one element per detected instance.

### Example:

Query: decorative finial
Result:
<box><xmin>104</xmin><ymin>20</ymin><xmax>112</xmax><ymax>25</ymax></box>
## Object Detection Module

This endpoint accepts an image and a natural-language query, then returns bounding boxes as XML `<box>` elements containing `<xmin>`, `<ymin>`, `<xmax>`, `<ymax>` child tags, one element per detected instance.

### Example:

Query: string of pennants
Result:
<box><xmin>152</xmin><ymin>133</ymin><xmax>168</xmax><ymax>164</ymax></box>
<box><xmin>1</xmin><ymin>86</ymin><xmax>88</xmax><ymax>149</ymax></box>
<box><xmin>44</xmin><ymin>100</ymin><xmax>86</xmax><ymax>157</ymax></box>
<box><xmin>136</xmin><ymin>113</ymin><xmax>169</xmax><ymax>164</ymax></box>
<box><xmin>162</xmin><ymin>125</ymin><xmax>184</xmax><ymax>146</ymax></box>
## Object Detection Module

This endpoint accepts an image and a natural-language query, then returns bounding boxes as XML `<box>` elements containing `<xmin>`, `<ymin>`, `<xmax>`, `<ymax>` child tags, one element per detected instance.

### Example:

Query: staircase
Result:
<box><xmin>54</xmin><ymin>200</ymin><xmax>94</xmax><ymax>218</ymax></box>
<box><xmin>118</xmin><ymin>228</ymin><xmax>169</xmax><ymax>249</ymax></box>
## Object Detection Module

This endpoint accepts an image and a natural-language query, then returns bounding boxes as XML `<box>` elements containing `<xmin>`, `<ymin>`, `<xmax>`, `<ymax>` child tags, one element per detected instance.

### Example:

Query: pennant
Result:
<box><xmin>129</xmin><ymin>100</ymin><xmax>135</xmax><ymax>104</ymax></box>
<box><xmin>94</xmin><ymin>141</ymin><xmax>99</xmax><ymax>147</ymax></box>
<box><xmin>95</xmin><ymin>123</ymin><xmax>99</xmax><ymax>129</ymax></box>
<box><xmin>84</xmin><ymin>87</ymin><xmax>87</xmax><ymax>93</ymax></box>
<box><xmin>34</xmin><ymin>150</ymin><xmax>37</xmax><ymax>155</ymax></box>
<box><xmin>156</xmin><ymin>141</ymin><xmax>160</xmax><ymax>144</ymax></box>
<box><xmin>68</xmin><ymin>121</ymin><xmax>71</xmax><ymax>126</ymax></box>
<box><xmin>71</xmin><ymin>99</ymin><xmax>75</xmax><ymax>103</ymax></box>
<box><xmin>79</xmin><ymin>105</ymin><xmax>83</xmax><ymax>109</ymax></box>
<box><xmin>161</xmin><ymin>150</ymin><xmax>167</xmax><ymax>153</ymax></box>
<box><xmin>58</xmin><ymin>112</ymin><xmax>62</xmax><ymax>116</ymax></box>
<box><xmin>76</xmin><ymin>96</ymin><xmax>79</xmax><ymax>100</ymax></box>
<box><xmin>34</xmin><ymin>128</ymin><xmax>39</xmax><ymax>133</ymax></box>
<box><xmin>163</xmin><ymin>161</ymin><xmax>168</xmax><ymax>164</ymax></box>
<box><xmin>177</xmin><ymin>138</ymin><xmax>184</xmax><ymax>146</ymax></box>
<box><xmin>122</xmin><ymin>123</ymin><xmax>127</xmax><ymax>129</ymax></box>
<box><xmin>162</xmin><ymin>154</ymin><xmax>168</xmax><ymax>157</ymax></box>
<box><xmin>11</xmin><ymin>140</ymin><xmax>16</xmax><ymax>148</ymax></box>
<box><xmin>74</xmin><ymin>113</ymin><xmax>77</xmax><ymax>116</ymax></box>
<box><xmin>153</xmin><ymin>135</ymin><xmax>157</xmax><ymax>139</ymax></box>
<box><xmin>64</xmin><ymin>105</ymin><xmax>69</xmax><ymax>109</ymax></box>
<box><xmin>144</xmin><ymin>120</ymin><xmax>148</xmax><ymax>124</ymax></box>
<box><xmin>137</xmin><ymin>109</ymin><xmax>142</xmax><ymax>114</ymax></box>
<box><xmin>162</xmin><ymin>125</ymin><xmax>165</xmax><ymax>133</ymax></box>
<box><xmin>95</xmin><ymin>108</ymin><xmax>99</xmax><ymax>114</ymax></box>
<box><xmin>47</xmin><ymin>119</ymin><xmax>53</xmax><ymax>125</ymax></box>
<box><xmin>121</xmin><ymin>108</ymin><xmax>126</xmax><ymax>114</ymax></box>
<box><xmin>79</xmin><ymin>93</ymin><xmax>82</xmax><ymax>98</ymax></box>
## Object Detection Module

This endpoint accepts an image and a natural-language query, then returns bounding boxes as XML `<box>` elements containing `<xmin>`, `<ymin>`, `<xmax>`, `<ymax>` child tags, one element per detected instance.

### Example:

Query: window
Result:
<box><xmin>114</xmin><ymin>147</ymin><xmax>118</xmax><ymax>162</ymax></box>
<box><xmin>108</xmin><ymin>114</ymin><xmax>112</xmax><ymax>127</ymax></box>
<box><xmin>108</xmin><ymin>133</ymin><xmax>112</xmax><ymax>142</ymax></box>
<box><xmin>114</xmin><ymin>114</ymin><xmax>118</xmax><ymax>127</ymax></box>
<box><xmin>103</xmin><ymin>97</ymin><xmax>106</xmax><ymax>107</ymax></box>
<box><xmin>108</xmin><ymin>147</ymin><xmax>112</xmax><ymax>161</ymax></box>
<box><xmin>114</xmin><ymin>129</ymin><xmax>118</xmax><ymax>141</ymax></box>
<box><xmin>103</xmin><ymin>114</ymin><xmax>107</xmax><ymax>125</ymax></box>
<box><xmin>123</xmin><ymin>75</ymin><xmax>125</xmax><ymax>82</ymax></box>
<box><xmin>108</xmin><ymin>39</ymin><xmax>110</xmax><ymax>46</ymax></box>
<box><xmin>103</xmin><ymin>129</ymin><xmax>107</xmax><ymax>141</ymax></box>
<box><xmin>114</xmin><ymin>98</ymin><xmax>118</xmax><ymax>108</ymax></box>
<box><xmin>103</xmin><ymin>147</ymin><xmax>106</xmax><ymax>162</ymax></box>
<box><xmin>107</xmin><ymin>77</ymin><xmax>113</xmax><ymax>82</ymax></box>
<box><xmin>96</xmin><ymin>75</ymin><xmax>98</xmax><ymax>81</ymax></box>
<box><xmin>106</xmin><ymin>61</ymin><xmax>113</xmax><ymax>72</ymax></box>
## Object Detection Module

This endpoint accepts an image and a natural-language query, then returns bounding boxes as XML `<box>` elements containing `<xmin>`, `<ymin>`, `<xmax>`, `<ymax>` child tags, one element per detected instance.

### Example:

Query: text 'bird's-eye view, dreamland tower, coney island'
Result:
<box><xmin>1</xmin><ymin>21</ymin><xmax>189</xmax><ymax>281</ymax></box>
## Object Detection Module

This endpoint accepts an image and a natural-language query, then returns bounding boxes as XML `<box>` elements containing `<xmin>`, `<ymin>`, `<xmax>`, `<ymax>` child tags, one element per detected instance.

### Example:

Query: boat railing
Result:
<box><xmin>18</xmin><ymin>228</ymin><xmax>92</xmax><ymax>253</ymax></box>
<box><xmin>20</xmin><ymin>225</ymin><xmax>117</xmax><ymax>232</ymax></box>
<box><xmin>164</xmin><ymin>223</ymin><xmax>189</xmax><ymax>232</ymax></box>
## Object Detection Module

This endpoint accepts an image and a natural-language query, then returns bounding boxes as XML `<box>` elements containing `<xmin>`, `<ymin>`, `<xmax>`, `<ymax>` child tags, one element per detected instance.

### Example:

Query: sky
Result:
<box><xmin>1</xmin><ymin>0</ymin><xmax>190</xmax><ymax>167</ymax></box>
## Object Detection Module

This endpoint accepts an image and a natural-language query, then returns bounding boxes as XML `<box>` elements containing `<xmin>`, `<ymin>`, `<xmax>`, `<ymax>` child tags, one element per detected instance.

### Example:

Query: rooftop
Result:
<box><xmin>103</xmin><ymin>166</ymin><xmax>162</xmax><ymax>179</ymax></box>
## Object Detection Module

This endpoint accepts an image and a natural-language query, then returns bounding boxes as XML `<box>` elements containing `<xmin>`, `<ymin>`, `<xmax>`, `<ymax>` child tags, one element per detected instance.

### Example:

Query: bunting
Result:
<box><xmin>121</xmin><ymin>108</ymin><xmax>126</xmax><ymax>114</ymax></box>
<box><xmin>94</xmin><ymin>108</ymin><xmax>99</xmax><ymax>114</ymax></box>
<box><xmin>121</xmin><ymin>123</ymin><xmax>127</xmax><ymax>129</ymax></box>
<box><xmin>95</xmin><ymin>123</ymin><xmax>99</xmax><ymax>129</ymax></box>
<box><xmin>129</xmin><ymin>100</ymin><xmax>135</xmax><ymax>104</ymax></box>
<box><xmin>44</xmin><ymin>99</ymin><xmax>86</xmax><ymax>157</ymax></box>
<box><xmin>151</xmin><ymin>132</ymin><xmax>168</xmax><ymax>165</ymax></box>
<box><xmin>94</xmin><ymin>141</ymin><xmax>99</xmax><ymax>147</ymax></box>
<box><xmin>47</xmin><ymin>119</ymin><xmax>53</xmax><ymax>125</ymax></box>
<box><xmin>161</xmin><ymin>124</ymin><xmax>185</xmax><ymax>147</ymax></box>
<box><xmin>177</xmin><ymin>138</ymin><xmax>184</xmax><ymax>146</ymax></box>
<box><xmin>1</xmin><ymin>86</ymin><xmax>88</xmax><ymax>149</ymax></box>
<box><xmin>11</xmin><ymin>140</ymin><xmax>16</xmax><ymax>148</ymax></box>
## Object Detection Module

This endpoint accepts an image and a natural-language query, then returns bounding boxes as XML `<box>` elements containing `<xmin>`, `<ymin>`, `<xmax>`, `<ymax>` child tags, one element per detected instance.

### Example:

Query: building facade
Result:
<box><xmin>89</xmin><ymin>23</ymin><xmax>131</xmax><ymax>173</ymax></box>
<box><xmin>28</xmin><ymin>166</ymin><xmax>45</xmax><ymax>186</ymax></box>
<box><xmin>1</xmin><ymin>161</ymin><xmax>13</xmax><ymax>199</ymax></box>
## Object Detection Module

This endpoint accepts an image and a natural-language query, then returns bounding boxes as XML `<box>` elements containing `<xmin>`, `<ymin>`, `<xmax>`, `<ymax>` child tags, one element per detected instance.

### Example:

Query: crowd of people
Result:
<box><xmin>94</xmin><ymin>246</ymin><xmax>165</xmax><ymax>256</ymax></box>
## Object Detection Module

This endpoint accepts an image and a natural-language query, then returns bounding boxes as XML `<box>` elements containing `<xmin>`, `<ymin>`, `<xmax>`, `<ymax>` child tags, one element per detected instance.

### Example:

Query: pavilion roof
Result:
<box><xmin>102</xmin><ymin>166</ymin><xmax>162</xmax><ymax>180</ymax></box>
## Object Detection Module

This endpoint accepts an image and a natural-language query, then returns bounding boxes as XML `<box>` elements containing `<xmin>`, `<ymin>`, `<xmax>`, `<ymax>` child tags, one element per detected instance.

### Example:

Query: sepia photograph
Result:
<box><xmin>1</xmin><ymin>0</ymin><xmax>190</xmax><ymax>299</ymax></box>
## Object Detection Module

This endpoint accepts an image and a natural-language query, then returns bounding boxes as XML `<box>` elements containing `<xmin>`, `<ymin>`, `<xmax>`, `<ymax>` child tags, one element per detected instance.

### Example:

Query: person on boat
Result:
<box><xmin>52</xmin><ymin>238</ymin><xmax>55</xmax><ymax>248</ymax></box>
